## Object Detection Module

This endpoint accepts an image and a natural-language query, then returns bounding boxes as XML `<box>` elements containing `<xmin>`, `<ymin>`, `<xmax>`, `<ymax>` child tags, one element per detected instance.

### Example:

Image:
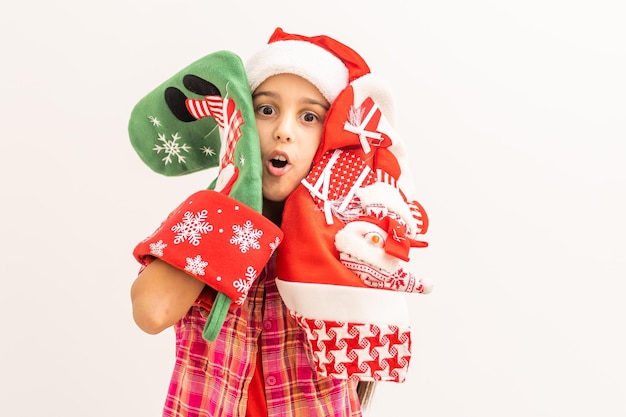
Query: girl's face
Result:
<box><xmin>253</xmin><ymin>73</ymin><xmax>329</xmax><ymax>203</ymax></box>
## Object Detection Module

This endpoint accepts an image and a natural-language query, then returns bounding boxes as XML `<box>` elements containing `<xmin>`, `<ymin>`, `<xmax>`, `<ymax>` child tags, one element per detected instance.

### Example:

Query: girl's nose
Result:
<box><xmin>274</xmin><ymin>115</ymin><xmax>294</xmax><ymax>143</ymax></box>
<box><xmin>275</xmin><ymin>134</ymin><xmax>292</xmax><ymax>143</ymax></box>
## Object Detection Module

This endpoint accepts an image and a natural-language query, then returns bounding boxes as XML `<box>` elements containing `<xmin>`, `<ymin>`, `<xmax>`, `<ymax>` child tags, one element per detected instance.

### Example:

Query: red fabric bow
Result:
<box><xmin>359</xmin><ymin>215</ymin><xmax>428</xmax><ymax>262</ymax></box>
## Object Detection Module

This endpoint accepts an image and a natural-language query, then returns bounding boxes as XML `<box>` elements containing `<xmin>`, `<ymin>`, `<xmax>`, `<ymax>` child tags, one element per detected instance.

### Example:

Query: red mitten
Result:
<box><xmin>134</xmin><ymin>190</ymin><xmax>282</xmax><ymax>330</ymax></box>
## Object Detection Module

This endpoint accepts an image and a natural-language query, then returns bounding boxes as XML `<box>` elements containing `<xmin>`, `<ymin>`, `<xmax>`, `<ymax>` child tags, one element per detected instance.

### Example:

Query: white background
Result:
<box><xmin>1</xmin><ymin>1</ymin><xmax>624</xmax><ymax>416</ymax></box>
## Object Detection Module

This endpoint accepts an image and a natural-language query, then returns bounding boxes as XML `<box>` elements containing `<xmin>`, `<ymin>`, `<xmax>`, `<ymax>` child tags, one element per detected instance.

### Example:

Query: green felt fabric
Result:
<box><xmin>128</xmin><ymin>50</ymin><xmax>263</xmax><ymax>213</ymax></box>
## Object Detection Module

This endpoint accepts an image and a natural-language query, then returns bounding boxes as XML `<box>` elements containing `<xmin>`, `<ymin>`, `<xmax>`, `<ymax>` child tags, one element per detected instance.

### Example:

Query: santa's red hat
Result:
<box><xmin>246</xmin><ymin>27</ymin><xmax>370</xmax><ymax>104</ymax></box>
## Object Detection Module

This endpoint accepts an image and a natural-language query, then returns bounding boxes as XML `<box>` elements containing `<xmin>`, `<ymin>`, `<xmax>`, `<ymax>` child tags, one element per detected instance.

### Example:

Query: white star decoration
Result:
<box><xmin>148</xmin><ymin>115</ymin><xmax>162</xmax><ymax>127</ymax></box>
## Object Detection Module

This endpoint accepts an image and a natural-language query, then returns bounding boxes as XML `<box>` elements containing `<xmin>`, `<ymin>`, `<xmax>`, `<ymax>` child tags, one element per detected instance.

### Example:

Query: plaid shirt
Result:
<box><xmin>162</xmin><ymin>256</ymin><xmax>362</xmax><ymax>417</ymax></box>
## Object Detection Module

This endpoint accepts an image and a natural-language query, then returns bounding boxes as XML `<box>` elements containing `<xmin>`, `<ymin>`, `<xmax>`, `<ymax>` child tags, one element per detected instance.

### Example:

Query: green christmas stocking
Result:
<box><xmin>129</xmin><ymin>51</ymin><xmax>279</xmax><ymax>341</ymax></box>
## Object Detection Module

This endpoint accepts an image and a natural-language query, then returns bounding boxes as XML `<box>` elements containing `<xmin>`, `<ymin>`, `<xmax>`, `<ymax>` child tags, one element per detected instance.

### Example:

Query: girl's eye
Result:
<box><xmin>301</xmin><ymin>112</ymin><xmax>319</xmax><ymax>123</ymax></box>
<box><xmin>257</xmin><ymin>105</ymin><xmax>275</xmax><ymax>116</ymax></box>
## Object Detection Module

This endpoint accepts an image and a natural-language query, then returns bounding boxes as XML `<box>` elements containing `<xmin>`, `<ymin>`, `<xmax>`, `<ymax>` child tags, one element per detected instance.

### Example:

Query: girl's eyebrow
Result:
<box><xmin>302</xmin><ymin>98</ymin><xmax>329</xmax><ymax>111</ymax></box>
<box><xmin>252</xmin><ymin>90</ymin><xmax>275</xmax><ymax>99</ymax></box>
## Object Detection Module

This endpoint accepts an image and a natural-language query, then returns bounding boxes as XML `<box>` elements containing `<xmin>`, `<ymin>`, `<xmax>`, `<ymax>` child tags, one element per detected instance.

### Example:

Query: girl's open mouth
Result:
<box><xmin>267</xmin><ymin>153</ymin><xmax>291</xmax><ymax>176</ymax></box>
<box><xmin>270</xmin><ymin>155</ymin><xmax>288</xmax><ymax>168</ymax></box>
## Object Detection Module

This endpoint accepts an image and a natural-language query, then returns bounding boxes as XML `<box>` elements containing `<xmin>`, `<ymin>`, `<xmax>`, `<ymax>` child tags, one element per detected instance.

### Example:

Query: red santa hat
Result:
<box><xmin>246</xmin><ymin>27</ymin><xmax>370</xmax><ymax>104</ymax></box>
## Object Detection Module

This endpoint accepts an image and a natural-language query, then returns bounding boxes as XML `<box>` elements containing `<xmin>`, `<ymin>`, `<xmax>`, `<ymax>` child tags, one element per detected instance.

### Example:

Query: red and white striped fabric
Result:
<box><xmin>186</xmin><ymin>95</ymin><xmax>224</xmax><ymax>121</ymax></box>
<box><xmin>185</xmin><ymin>96</ymin><xmax>244</xmax><ymax>169</ymax></box>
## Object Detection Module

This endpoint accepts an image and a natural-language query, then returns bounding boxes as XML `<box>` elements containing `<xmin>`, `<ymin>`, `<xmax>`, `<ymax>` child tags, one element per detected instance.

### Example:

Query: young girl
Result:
<box><xmin>130</xmin><ymin>28</ymin><xmax>383</xmax><ymax>416</ymax></box>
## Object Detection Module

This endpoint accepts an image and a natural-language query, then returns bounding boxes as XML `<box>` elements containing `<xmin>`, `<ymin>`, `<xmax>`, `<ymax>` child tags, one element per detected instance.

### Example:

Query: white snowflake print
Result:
<box><xmin>148</xmin><ymin>115</ymin><xmax>162</xmax><ymax>127</ymax></box>
<box><xmin>234</xmin><ymin>266</ymin><xmax>258</xmax><ymax>305</ymax></box>
<box><xmin>230</xmin><ymin>220</ymin><xmax>262</xmax><ymax>253</ymax></box>
<box><xmin>269</xmin><ymin>236</ymin><xmax>281</xmax><ymax>252</ymax></box>
<box><xmin>201</xmin><ymin>146</ymin><xmax>216</xmax><ymax>156</ymax></box>
<box><xmin>171</xmin><ymin>209</ymin><xmax>213</xmax><ymax>246</ymax></box>
<box><xmin>149</xmin><ymin>239</ymin><xmax>167</xmax><ymax>256</ymax></box>
<box><xmin>153</xmin><ymin>132</ymin><xmax>190</xmax><ymax>165</ymax></box>
<box><xmin>185</xmin><ymin>255</ymin><xmax>208</xmax><ymax>276</ymax></box>
<box><xmin>239</xmin><ymin>154</ymin><xmax>245</xmax><ymax>166</ymax></box>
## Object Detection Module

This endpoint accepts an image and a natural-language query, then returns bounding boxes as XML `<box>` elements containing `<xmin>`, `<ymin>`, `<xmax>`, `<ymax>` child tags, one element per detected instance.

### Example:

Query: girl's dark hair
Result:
<box><xmin>356</xmin><ymin>381</ymin><xmax>377</xmax><ymax>409</ymax></box>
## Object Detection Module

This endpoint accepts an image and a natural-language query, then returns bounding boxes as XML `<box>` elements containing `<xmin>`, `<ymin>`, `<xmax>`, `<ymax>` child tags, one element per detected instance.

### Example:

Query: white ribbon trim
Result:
<box><xmin>301</xmin><ymin>149</ymin><xmax>344</xmax><ymax>225</ymax></box>
<box><xmin>343</xmin><ymin>103</ymin><xmax>382</xmax><ymax>154</ymax></box>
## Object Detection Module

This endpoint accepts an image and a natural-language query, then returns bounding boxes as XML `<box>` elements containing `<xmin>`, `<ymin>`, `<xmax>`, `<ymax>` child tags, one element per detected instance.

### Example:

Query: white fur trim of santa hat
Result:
<box><xmin>246</xmin><ymin>39</ymin><xmax>350</xmax><ymax>104</ymax></box>
<box><xmin>350</xmin><ymin>73</ymin><xmax>396</xmax><ymax>126</ymax></box>
<box><xmin>275</xmin><ymin>278</ymin><xmax>410</xmax><ymax>326</ymax></box>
